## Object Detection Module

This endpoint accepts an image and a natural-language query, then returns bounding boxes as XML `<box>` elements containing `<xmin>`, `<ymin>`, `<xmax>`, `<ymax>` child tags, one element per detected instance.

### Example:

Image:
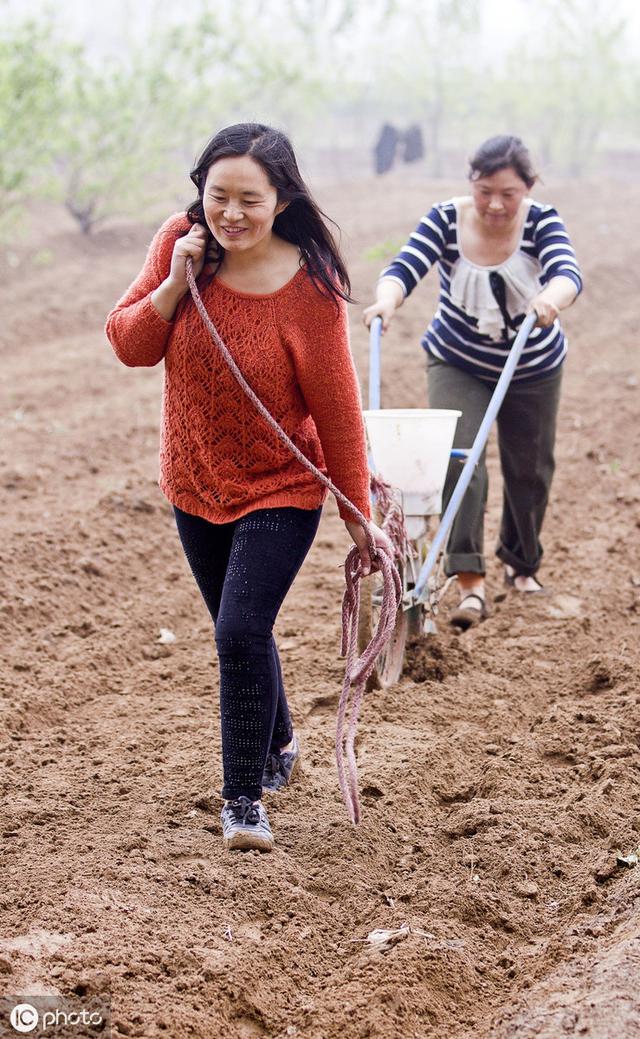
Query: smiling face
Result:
<box><xmin>203</xmin><ymin>154</ymin><xmax>287</xmax><ymax>255</ymax></box>
<box><xmin>470</xmin><ymin>166</ymin><xmax>529</xmax><ymax>226</ymax></box>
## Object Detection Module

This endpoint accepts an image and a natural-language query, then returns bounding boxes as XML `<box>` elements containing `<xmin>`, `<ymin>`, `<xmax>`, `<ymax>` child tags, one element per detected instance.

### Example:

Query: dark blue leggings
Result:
<box><xmin>174</xmin><ymin>505</ymin><xmax>322</xmax><ymax>801</ymax></box>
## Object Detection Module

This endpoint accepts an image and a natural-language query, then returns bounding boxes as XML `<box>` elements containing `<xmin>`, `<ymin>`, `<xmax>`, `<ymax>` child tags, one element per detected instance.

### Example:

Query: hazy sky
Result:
<box><xmin>5</xmin><ymin>0</ymin><xmax>639</xmax><ymax>60</ymax></box>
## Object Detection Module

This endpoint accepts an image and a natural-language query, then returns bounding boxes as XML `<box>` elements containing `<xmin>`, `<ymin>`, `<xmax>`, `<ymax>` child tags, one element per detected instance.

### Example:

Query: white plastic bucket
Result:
<box><xmin>363</xmin><ymin>408</ymin><xmax>461</xmax><ymax>516</ymax></box>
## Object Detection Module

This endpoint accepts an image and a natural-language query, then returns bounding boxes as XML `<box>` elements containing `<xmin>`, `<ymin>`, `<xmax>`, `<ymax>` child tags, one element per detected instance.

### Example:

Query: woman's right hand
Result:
<box><xmin>151</xmin><ymin>223</ymin><xmax>211</xmax><ymax>321</ymax></box>
<box><xmin>362</xmin><ymin>299</ymin><xmax>397</xmax><ymax>332</ymax></box>
<box><xmin>345</xmin><ymin>519</ymin><xmax>394</xmax><ymax>577</ymax></box>
<box><xmin>166</xmin><ymin>223</ymin><xmax>209</xmax><ymax>293</ymax></box>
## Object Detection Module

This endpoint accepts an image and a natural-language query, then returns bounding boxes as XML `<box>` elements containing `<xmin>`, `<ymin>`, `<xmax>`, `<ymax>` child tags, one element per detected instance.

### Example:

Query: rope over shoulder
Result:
<box><xmin>185</xmin><ymin>257</ymin><xmax>402</xmax><ymax>823</ymax></box>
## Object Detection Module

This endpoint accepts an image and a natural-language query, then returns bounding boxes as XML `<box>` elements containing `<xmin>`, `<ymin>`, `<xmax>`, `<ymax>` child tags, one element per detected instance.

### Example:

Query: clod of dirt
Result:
<box><xmin>586</xmin><ymin>655</ymin><xmax>616</xmax><ymax>689</ymax></box>
<box><xmin>515</xmin><ymin>881</ymin><xmax>538</xmax><ymax>899</ymax></box>
<box><xmin>404</xmin><ymin>634</ymin><xmax>470</xmax><ymax>683</ymax></box>
<box><xmin>581</xmin><ymin>652</ymin><xmax>639</xmax><ymax>693</ymax></box>
<box><xmin>141</xmin><ymin>644</ymin><xmax>172</xmax><ymax>660</ymax></box>
<box><xmin>546</xmin><ymin>593</ymin><xmax>583</xmax><ymax>619</ymax></box>
<box><xmin>361</xmin><ymin>785</ymin><xmax>384</xmax><ymax>800</ymax></box>
<box><xmin>443</xmin><ymin>802</ymin><xmax>501</xmax><ymax>838</ymax></box>
<box><xmin>77</xmin><ymin>556</ymin><xmax>105</xmax><ymax>576</ymax></box>
<box><xmin>193</xmin><ymin>796</ymin><xmax>215</xmax><ymax>813</ymax></box>
<box><xmin>593</xmin><ymin>852</ymin><xmax>619</xmax><ymax>884</ymax></box>
<box><xmin>432</xmin><ymin>778</ymin><xmax>477</xmax><ymax>805</ymax></box>
<box><xmin>68</xmin><ymin>620</ymin><xmax>95</xmax><ymax>638</ymax></box>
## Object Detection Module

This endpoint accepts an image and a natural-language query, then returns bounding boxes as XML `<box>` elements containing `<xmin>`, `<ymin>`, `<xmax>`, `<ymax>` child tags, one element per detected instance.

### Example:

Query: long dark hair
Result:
<box><xmin>186</xmin><ymin>122</ymin><xmax>352</xmax><ymax>302</ymax></box>
<box><xmin>468</xmin><ymin>135</ymin><xmax>538</xmax><ymax>189</ymax></box>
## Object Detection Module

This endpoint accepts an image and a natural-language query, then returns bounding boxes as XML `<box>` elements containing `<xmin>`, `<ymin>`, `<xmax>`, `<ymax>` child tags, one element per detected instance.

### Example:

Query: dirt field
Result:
<box><xmin>1</xmin><ymin>172</ymin><xmax>640</xmax><ymax>1039</ymax></box>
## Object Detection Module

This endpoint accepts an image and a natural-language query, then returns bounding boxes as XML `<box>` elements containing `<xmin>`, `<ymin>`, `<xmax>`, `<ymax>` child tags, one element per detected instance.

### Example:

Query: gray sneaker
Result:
<box><xmin>262</xmin><ymin>733</ymin><xmax>300</xmax><ymax>793</ymax></box>
<box><xmin>220</xmin><ymin>797</ymin><xmax>274</xmax><ymax>852</ymax></box>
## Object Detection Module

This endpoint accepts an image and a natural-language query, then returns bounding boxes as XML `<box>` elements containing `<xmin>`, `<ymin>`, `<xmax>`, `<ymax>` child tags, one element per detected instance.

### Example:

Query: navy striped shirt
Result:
<box><xmin>380</xmin><ymin>200</ymin><xmax>583</xmax><ymax>382</ymax></box>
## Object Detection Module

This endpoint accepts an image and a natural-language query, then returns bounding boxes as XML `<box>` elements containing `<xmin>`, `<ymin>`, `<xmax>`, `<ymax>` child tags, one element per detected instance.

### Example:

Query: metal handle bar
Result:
<box><xmin>412</xmin><ymin>311</ymin><xmax>538</xmax><ymax>604</ymax></box>
<box><xmin>368</xmin><ymin>316</ymin><xmax>383</xmax><ymax>410</ymax></box>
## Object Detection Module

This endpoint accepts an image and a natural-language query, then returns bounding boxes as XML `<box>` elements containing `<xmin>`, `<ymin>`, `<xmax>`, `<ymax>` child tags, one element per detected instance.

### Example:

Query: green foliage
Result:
<box><xmin>0</xmin><ymin>15</ymin><xmax>61</xmax><ymax>231</ymax></box>
<box><xmin>0</xmin><ymin>0</ymin><xmax>638</xmax><ymax>244</ymax></box>
<box><xmin>53</xmin><ymin>46</ymin><xmax>172</xmax><ymax>233</ymax></box>
<box><xmin>149</xmin><ymin>10</ymin><xmax>240</xmax><ymax>164</ymax></box>
<box><xmin>363</xmin><ymin>238</ymin><xmax>405</xmax><ymax>262</ymax></box>
<box><xmin>490</xmin><ymin>0</ymin><xmax>630</xmax><ymax>175</ymax></box>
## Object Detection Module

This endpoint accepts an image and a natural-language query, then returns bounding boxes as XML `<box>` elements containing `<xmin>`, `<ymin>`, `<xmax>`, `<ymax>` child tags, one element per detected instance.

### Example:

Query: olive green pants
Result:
<box><xmin>427</xmin><ymin>356</ymin><xmax>563</xmax><ymax>577</ymax></box>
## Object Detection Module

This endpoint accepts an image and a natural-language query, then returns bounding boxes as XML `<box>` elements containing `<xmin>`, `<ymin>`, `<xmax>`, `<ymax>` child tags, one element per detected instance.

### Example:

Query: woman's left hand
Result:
<box><xmin>345</xmin><ymin>520</ymin><xmax>394</xmax><ymax>577</ymax></box>
<box><xmin>527</xmin><ymin>294</ymin><xmax>560</xmax><ymax>328</ymax></box>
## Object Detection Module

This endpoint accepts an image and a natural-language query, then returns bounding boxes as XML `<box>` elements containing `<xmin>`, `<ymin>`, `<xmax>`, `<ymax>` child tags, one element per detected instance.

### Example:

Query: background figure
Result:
<box><xmin>373</xmin><ymin>123</ymin><xmax>400</xmax><ymax>175</ymax></box>
<box><xmin>401</xmin><ymin>124</ymin><xmax>424</xmax><ymax>164</ymax></box>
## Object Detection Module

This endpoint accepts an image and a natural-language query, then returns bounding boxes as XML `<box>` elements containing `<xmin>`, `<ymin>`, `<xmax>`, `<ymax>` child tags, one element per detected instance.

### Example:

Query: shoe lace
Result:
<box><xmin>230</xmin><ymin>797</ymin><xmax>261</xmax><ymax>825</ymax></box>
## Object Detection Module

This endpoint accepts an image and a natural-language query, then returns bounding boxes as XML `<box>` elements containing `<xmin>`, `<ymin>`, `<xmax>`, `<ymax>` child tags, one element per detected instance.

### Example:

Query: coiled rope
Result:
<box><xmin>185</xmin><ymin>258</ymin><xmax>402</xmax><ymax>823</ymax></box>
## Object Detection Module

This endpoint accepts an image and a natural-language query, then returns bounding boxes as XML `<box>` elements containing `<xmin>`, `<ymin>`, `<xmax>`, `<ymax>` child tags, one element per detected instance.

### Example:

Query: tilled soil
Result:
<box><xmin>1</xmin><ymin>174</ymin><xmax>639</xmax><ymax>1039</ymax></box>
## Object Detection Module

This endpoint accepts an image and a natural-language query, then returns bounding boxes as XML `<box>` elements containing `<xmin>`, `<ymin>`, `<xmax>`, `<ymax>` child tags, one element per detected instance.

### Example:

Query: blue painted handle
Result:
<box><xmin>368</xmin><ymin>317</ymin><xmax>382</xmax><ymax>411</ymax></box>
<box><xmin>413</xmin><ymin>312</ymin><xmax>538</xmax><ymax>603</ymax></box>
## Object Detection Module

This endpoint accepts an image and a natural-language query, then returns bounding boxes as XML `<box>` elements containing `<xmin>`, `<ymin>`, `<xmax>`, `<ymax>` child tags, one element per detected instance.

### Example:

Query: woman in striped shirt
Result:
<box><xmin>364</xmin><ymin>135</ymin><xmax>582</xmax><ymax>628</ymax></box>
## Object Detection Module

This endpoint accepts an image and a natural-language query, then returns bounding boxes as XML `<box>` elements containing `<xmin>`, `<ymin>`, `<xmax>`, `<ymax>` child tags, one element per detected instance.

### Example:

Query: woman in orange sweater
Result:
<box><xmin>106</xmin><ymin>123</ymin><xmax>388</xmax><ymax>852</ymax></box>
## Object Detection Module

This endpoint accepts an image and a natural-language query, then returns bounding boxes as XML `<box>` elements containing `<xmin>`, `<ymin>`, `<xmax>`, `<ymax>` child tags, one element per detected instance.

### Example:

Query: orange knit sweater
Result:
<box><xmin>105</xmin><ymin>214</ymin><xmax>371</xmax><ymax>525</ymax></box>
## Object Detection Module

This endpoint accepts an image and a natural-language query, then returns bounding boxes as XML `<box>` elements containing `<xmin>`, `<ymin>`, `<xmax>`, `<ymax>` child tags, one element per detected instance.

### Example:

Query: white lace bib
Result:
<box><xmin>449</xmin><ymin>201</ymin><xmax>542</xmax><ymax>341</ymax></box>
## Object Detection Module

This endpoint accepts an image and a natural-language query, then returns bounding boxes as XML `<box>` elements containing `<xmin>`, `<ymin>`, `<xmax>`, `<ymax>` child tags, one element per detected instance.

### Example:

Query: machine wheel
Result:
<box><xmin>357</xmin><ymin>566</ymin><xmax>409</xmax><ymax>690</ymax></box>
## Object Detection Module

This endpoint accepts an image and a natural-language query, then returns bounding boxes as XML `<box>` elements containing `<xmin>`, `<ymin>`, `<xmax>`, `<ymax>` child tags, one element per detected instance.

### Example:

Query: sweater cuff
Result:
<box><xmin>107</xmin><ymin>293</ymin><xmax>174</xmax><ymax>368</ymax></box>
<box><xmin>338</xmin><ymin>497</ymin><xmax>371</xmax><ymax>523</ymax></box>
<box><xmin>143</xmin><ymin>291</ymin><xmax>175</xmax><ymax>329</ymax></box>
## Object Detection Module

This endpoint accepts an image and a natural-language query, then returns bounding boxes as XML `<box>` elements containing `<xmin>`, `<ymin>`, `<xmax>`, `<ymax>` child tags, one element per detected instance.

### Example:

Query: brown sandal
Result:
<box><xmin>450</xmin><ymin>593</ymin><xmax>488</xmax><ymax>631</ymax></box>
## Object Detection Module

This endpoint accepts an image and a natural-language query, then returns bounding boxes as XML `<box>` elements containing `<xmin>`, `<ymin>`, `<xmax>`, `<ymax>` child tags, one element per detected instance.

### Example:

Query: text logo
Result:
<box><xmin>10</xmin><ymin>1004</ymin><xmax>39</xmax><ymax>1033</ymax></box>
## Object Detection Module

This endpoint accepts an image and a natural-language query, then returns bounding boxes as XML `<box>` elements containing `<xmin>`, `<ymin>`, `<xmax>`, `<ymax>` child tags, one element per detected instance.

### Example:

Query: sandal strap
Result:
<box><xmin>458</xmin><ymin>593</ymin><xmax>485</xmax><ymax>611</ymax></box>
<box><xmin>505</xmin><ymin>565</ymin><xmax>543</xmax><ymax>588</ymax></box>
